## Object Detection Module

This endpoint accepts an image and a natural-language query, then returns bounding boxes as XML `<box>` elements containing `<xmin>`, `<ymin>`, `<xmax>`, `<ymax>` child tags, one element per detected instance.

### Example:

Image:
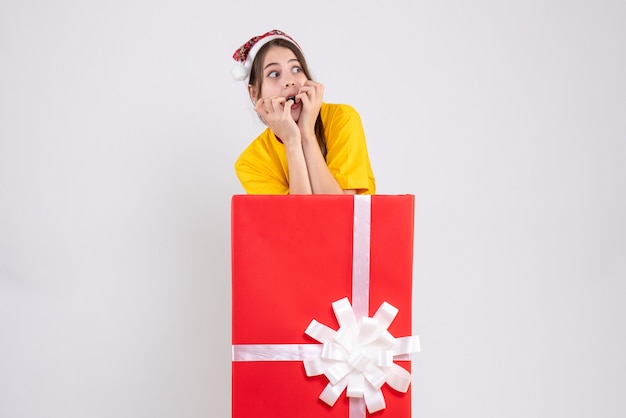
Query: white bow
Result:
<box><xmin>303</xmin><ymin>297</ymin><xmax>421</xmax><ymax>414</ymax></box>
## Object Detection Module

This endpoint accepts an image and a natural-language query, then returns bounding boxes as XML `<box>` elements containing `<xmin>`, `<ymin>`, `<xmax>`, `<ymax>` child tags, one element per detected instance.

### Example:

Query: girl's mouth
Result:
<box><xmin>286</xmin><ymin>96</ymin><xmax>296</xmax><ymax>103</ymax></box>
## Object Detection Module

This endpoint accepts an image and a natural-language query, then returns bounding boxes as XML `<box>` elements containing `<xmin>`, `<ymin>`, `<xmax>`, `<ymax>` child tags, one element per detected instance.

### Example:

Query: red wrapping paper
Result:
<box><xmin>231</xmin><ymin>194</ymin><xmax>415</xmax><ymax>417</ymax></box>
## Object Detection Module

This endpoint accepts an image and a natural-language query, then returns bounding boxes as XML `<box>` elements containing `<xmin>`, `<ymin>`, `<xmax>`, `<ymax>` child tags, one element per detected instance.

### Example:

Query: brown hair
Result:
<box><xmin>248</xmin><ymin>39</ymin><xmax>327</xmax><ymax>159</ymax></box>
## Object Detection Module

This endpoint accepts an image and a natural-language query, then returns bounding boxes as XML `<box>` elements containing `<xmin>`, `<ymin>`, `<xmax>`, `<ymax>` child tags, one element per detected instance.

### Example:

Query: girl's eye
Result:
<box><xmin>292</xmin><ymin>66</ymin><xmax>302</xmax><ymax>74</ymax></box>
<box><xmin>267</xmin><ymin>71</ymin><xmax>279</xmax><ymax>78</ymax></box>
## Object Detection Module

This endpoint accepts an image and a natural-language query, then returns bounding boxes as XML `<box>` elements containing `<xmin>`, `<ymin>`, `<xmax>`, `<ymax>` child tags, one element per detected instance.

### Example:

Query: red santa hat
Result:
<box><xmin>231</xmin><ymin>29</ymin><xmax>302</xmax><ymax>81</ymax></box>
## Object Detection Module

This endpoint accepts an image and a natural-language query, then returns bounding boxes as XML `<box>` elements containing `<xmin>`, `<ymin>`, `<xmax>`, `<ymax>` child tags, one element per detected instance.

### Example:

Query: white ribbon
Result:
<box><xmin>302</xmin><ymin>297</ymin><xmax>420</xmax><ymax>414</ymax></box>
<box><xmin>232</xmin><ymin>195</ymin><xmax>420</xmax><ymax>416</ymax></box>
<box><xmin>351</xmin><ymin>194</ymin><xmax>371</xmax><ymax>319</ymax></box>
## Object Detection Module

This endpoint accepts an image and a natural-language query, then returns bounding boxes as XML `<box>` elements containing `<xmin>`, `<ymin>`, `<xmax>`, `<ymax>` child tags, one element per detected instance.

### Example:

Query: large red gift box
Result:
<box><xmin>231</xmin><ymin>194</ymin><xmax>416</xmax><ymax>417</ymax></box>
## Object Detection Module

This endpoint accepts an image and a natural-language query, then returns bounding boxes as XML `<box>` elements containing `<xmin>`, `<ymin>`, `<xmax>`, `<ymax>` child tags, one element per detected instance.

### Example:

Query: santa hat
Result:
<box><xmin>231</xmin><ymin>29</ymin><xmax>302</xmax><ymax>81</ymax></box>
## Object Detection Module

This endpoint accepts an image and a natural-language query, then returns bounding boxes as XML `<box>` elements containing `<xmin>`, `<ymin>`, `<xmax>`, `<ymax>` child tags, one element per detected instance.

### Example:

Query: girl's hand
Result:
<box><xmin>254</xmin><ymin>96</ymin><xmax>300</xmax><ymax>145</ymax></box>
<box><xmin>296</xmin><ymin>80</ymin><xmax>324</xmax><ymax>139</ymax></box>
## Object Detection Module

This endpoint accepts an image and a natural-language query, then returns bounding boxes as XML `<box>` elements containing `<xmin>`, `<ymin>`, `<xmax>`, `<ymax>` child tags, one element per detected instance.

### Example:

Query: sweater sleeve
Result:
<box><xmin>234</xmin><ymin>133</ymin><xmax>290</xmax><ymax>195</ymax></box>
<box><xmin>323</xmin><ymin>104</ymin><xmax>376</xmax><ymax>194</ymax></box>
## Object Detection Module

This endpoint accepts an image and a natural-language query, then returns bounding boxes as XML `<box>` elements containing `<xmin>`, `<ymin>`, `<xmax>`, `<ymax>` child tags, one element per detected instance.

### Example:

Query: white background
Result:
<box><xmin>1</xmin><ymin>1</ymin><xmax>625</xmax><ymax>417</ymax></box>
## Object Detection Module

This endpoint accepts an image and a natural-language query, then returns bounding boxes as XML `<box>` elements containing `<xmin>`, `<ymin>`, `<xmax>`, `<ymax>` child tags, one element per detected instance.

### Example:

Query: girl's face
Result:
<box><xmin>249</xmin><ymin>45</ymin><xmax>308</xmax><ymax>121</ymax></box>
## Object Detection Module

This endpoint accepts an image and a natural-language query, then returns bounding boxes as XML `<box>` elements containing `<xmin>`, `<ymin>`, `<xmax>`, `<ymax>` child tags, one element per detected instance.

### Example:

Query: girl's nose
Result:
<box><xmin>285</xmin><ymin>79</ymin><xmax>295</xmax><ymax>87</ymax></box>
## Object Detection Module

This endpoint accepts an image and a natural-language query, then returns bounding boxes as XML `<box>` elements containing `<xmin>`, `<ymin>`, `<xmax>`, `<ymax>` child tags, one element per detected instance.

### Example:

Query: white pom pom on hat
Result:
<box><xmin>231</xmin><ymin>62</ymin><xmax>248</xmax><ymax>81</ymax></box>
<box><xmin>231</xmin><ymin>29</ymin><xmax>302</xmax><ymax>82</ymax></box>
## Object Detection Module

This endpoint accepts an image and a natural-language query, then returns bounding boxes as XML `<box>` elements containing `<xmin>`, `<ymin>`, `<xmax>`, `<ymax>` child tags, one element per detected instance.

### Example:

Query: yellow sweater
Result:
<box><xmin>235</xmin><ymin>103</ymin><xmax>376</xmax><ymax>194</ymax></box>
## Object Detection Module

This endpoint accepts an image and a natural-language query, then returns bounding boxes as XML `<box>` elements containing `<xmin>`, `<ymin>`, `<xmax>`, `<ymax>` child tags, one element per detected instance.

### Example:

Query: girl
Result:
<box><xmin>231</xmin><ymin>29</ymin><xmax>375</xmax><ymax>195</ymax></box>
